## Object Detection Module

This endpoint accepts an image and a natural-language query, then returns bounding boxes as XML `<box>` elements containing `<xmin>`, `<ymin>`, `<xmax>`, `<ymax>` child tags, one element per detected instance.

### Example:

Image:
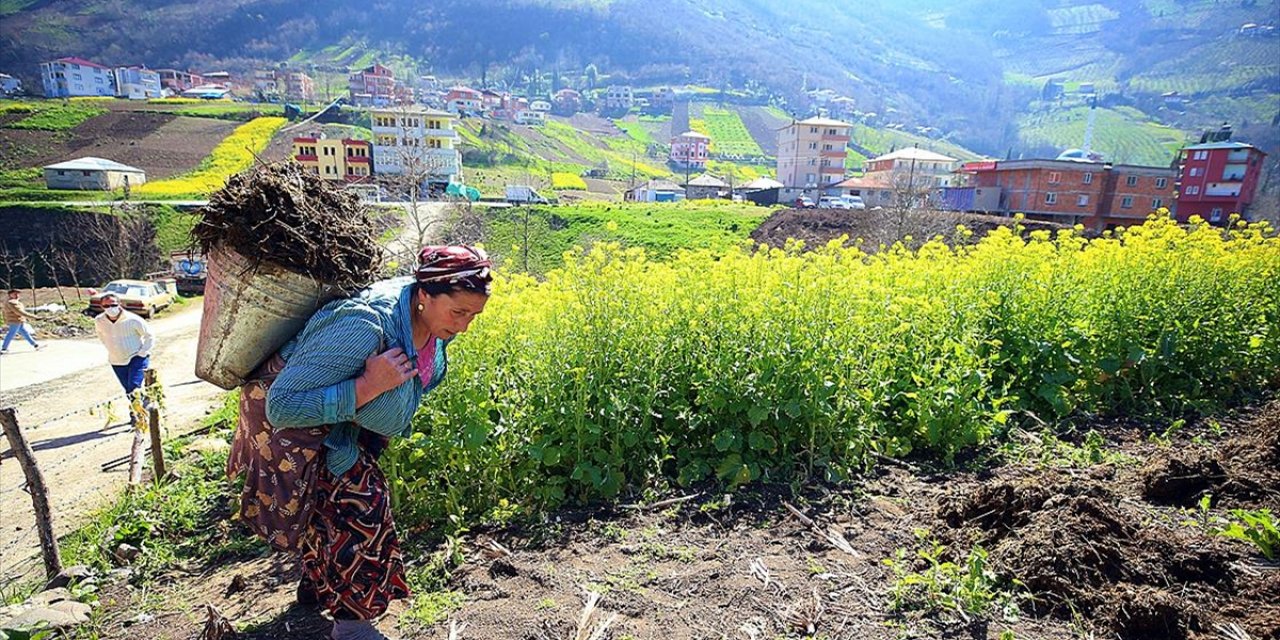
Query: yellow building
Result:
<box><xmin>292</xmin><ymin>135</ymin><xmax>373</xmax><ymax>182</ymax></box>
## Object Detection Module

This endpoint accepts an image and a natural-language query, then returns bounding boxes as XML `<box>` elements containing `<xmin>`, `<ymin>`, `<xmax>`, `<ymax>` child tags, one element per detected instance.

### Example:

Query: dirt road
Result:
<box><xmin>0</xmin><ymin>302</ymin><xmax>226</xmax><ymax>581</ymax></box>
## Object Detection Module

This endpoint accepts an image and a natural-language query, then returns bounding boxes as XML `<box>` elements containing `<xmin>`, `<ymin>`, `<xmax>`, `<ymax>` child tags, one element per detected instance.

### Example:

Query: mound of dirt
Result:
<box><xmin>195</xmin><ymin>162</ymin><xmax>384</xmax><ymax>290</ymax></box>
<box><xmin>748</xmin><ymin>208</ymin><xmax>1069</xmax><ymax>251</ymax></box>
<box><xmin>1142</xmin><ymin>403</ymin><xmax>1280</xmax><ymax>507</ymax></box>
<box><xmin>940</xmin><ymin>472</ymin><xmax>1272</xmax><ymax>640</ymax></box>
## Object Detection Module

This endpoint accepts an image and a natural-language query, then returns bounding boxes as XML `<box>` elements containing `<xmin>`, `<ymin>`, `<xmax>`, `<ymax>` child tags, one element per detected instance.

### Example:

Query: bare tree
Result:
<box><xmin>80</xmin><ymin>204</ymin><xmax>161</xmax><ymax>280</ymax></box>
<box><xmin>33</xmin><ymin>246</ymin><xmax>67</xmax><ymax>306</ymax></box>
<box><xmin>53</xmin><ymin>247</ymin><xmax>85</xmax><ymax>300</ymax></box>
<box><xmin>438</xmin><ymin>201</ymin><xmax>489</xmax><ymax>247</ymax></box>
<box><xmin>0</xmin><ymin>240</ymin><xmax>20</xmax><ymax>290</ymax></box>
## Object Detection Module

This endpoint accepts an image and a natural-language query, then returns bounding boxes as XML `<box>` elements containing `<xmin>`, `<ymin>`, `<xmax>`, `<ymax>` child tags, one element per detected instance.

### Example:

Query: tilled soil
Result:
<box><xmin>87</xmin><ymin>401</ymin><xmax>1279</xmax><ymax>640</ymax></box>
<box><xmin>0</xmin><ymin>111</ymin><xmax>237</xmax><ymax>178</ymax></box>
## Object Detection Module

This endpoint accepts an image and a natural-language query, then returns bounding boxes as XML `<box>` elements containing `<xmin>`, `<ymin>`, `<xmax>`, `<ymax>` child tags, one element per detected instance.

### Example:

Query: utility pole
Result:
<box><xmin>906</xmin><ymin>144</ymin><xmax>918</xmax><ymax>210</ymax></box>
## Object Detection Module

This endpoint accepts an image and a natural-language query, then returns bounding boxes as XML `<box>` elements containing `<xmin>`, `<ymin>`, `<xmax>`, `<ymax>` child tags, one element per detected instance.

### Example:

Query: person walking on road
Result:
<box><xmin>2</xmin><ymin>289</ymin><xmax>43</xmax><ymax>354</ymax></box>
<box><xmin>94</xmin><ymin>293</ymin><xmax>155</xmax><ymax>409</ymax></box>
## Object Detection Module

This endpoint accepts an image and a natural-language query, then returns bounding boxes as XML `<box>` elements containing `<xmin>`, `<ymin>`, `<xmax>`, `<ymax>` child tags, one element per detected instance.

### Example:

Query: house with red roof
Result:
<box><xmin>41</xmin><ymin>57</ymin><xmax>115</xmax><ymax>97</ymax></box>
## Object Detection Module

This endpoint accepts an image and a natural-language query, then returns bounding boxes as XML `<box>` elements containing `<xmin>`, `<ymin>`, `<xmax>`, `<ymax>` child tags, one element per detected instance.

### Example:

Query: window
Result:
<box><xmin>1186</xmin><ymin>185</ymin><xmax>1200</xmax><ymax>195</ymax></box>
<box><xmin>1045</xmin><ymin>192</ymin><xmax>1057</xmax><ymax>204</ymax></box>
<box><xmin>809</xmin><ymin>127</ymin><xmax>818</xmax><ymax>134</ymax></box>
<box><xmin>1209</xmin><ymin>208</ymin><xmax>1223</xmax><ymax>222</ymax></box>
<box><xmin>823</xmin><ymin>144</ymin><xmax>833</xmax><ymax>151</ymax></box>
<box><xmin>82</xmin><ymin>170</ymin><xmax>91</xmax><ymax>176</ymax></box>
<box><xmin>1189</xmin><ymin>167</ymin><xmax>1202</xmax><ymax>177</ymax></box>
<box><xmin>1077</xmin><ymin>195</ymin><xmax>1089</xmax><ymax>206</ymax></box>
<box><xmin>1193</xmin><ymin>150</ymin><xmax>1208</xmax><ymax>160</ymax></box>
<box><xmin>809</xmin><ymin>142</ymin><xmax>818</xmax><ymax>150</ymax></box>
<box><xmin>1155</xmin><ymin>177</ymin><xmax>1167</xmax><ymax>189</ymax></box>
<box><xmin>1126</xmin><ymin>175</ymin><xmax>1138</xmax><ymax>186</ymax></box>
<box><xmin>1121</xmin><ymin>196</ymin><xmax>1134</xmax><ymax>208</ymax></box>
<box><xmin>1048</xmin><ymin>171</ymin><xmax>1061</xmax><ymax>184</ymax></box>
<box><xmin>1082</xmin><ymin>172</ymin><xmax>1093</xmax><ymax>184</ymax></box>
<box><xmin>1152</xmin><ymin>198</ymin><xmax>1162</xmax><ymax>209</ymax></box>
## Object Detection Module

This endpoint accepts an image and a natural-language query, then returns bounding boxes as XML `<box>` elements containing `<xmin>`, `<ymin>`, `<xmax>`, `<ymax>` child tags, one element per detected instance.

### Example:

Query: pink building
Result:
<box><xmin>669</xmin><ymin>131</ymin><xmax>710</xmax><ymax>169</ymax></box>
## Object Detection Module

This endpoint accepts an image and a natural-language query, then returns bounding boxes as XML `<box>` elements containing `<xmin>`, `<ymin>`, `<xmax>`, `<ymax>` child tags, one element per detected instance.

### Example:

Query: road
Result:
<box><xmin>0</xmin><ymin>302</ymin><xmax>227</xmax><ymax>581</ymax></box>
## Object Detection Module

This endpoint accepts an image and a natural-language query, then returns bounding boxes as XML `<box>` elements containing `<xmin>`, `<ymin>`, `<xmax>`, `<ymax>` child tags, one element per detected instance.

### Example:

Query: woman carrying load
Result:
<box><xmin>228</xmin><ymin>245</ymin><xmax>491</xmax><ymax>640</ymax></box>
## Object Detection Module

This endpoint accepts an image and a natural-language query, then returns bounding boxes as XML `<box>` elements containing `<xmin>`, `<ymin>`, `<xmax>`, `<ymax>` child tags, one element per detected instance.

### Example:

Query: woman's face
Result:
<box><xmin>419</xmin><ymin>289</ymin><xmax>488</xmax><ymax>340</ymax></box>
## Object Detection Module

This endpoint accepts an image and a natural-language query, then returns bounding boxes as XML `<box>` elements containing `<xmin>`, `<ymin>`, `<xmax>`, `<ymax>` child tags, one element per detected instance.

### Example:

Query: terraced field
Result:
<box><xmin>690</xmin><ymin>105</ymin><xmax>766</xmax><ymax>158</ymax></box>
<box><xmin>1018</xmin><ymin>105</ymin><xmax>1188</xmax><ymax>166</ymax></box>
<box><xmin>848</xmin><ymin>123</ymin><xmax>983</xmax><ymax>167</ymax></box>
<box><xmin>1128</xmin><ymin>38</ymin><xmax>1280</xmax><ymax>95</ymax></box>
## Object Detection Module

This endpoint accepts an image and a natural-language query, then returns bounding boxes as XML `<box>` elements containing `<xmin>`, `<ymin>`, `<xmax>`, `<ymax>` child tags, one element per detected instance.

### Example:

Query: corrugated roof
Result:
<box><xmin>51</xmin><ymin>57</ymin><xmax>109</xmax><ymax>69</ymax></box>
<box><xmin>795</xmin><ymin>116</ymin><xmax>852</xmax><ymax>127</ymax></box>
<box><xmin>675</xmin><ymin>130</ymin><xmax>711</xmax><ymax>139</ymax></box>
<box><xmin>686</xmin><ymin>174</ymin><xmax>728</xmax><ymax>187</ymax></box>
<box><xmin>44</xmin><ymin>157</ymin><xmax>145</xmax><ymax>172</ymax></box>
<box><xmin>740</xmin><ymin>177</ymin><xmax>784</xmax><ymax>190</ymax></box>
<box><xmin>869</xmin><ymin>147</ymin><xmax>958</xmax><ymax>163</ymax></box>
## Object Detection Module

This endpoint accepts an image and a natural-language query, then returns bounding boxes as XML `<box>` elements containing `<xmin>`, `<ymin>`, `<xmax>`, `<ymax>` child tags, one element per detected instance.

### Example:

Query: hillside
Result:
<box><xmin>3</xmin><ymin>0</ymin><xmax>1276</xmax><ymax>163</ymax></box>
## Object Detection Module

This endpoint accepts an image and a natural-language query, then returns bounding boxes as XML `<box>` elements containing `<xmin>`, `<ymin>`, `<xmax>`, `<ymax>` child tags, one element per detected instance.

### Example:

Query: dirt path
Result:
<box><xmin>0</xmin><ymin>302</ymin><xmax>226</xmax><ymax>581</ymax></box>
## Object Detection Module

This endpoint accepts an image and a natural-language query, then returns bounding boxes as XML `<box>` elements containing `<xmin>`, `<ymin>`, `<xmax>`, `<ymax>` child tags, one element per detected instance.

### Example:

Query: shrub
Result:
<box><xmin>551</xmin><ymin>172</ymin><xmax>588</xmax><ymax>191</ymax></box>
<box><xmin>386</xmin><ymin>216</ymin><xmax>1280</xmax><ymax>531</ymax></box>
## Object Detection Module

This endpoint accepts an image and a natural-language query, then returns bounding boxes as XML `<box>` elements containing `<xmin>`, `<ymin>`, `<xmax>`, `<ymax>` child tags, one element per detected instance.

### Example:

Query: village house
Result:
<box><xmin>292</xmin><ymin>134</ymin><xmax>372</xmax><ymax>182</ymax></box>
<box><xmin>552</xmin><ymin>88</ymin><xmax>582</xmax><ymax>115</ymax></box>
<box><xmin>776</xmin><ymin>116</ymin><xmax>852</xmax><ymax>198</ymax></box>
<box><xmin>669</xmin><ymin>131</ymin><xmax>711</xmax><ymax>169</ymax></box>
<box><xmin>370</xmin><ymin>106</ymin><xmax>462</xmax><ymax>188</ymax></box>
<box><xmin>626</xmin><ymin>179</ymin><xmax>685</xmax><ymax>202</ymax></box>
<box><xmin>348</xmin><ymin>63</ymin><xmax>406</xmax><ymax>106</ymax></box>
<box><xmin>284</xmin><ymin>71</ymin><xmax>315</xmax><ymax>102</ymax></box>
<box><xmin>602</xmin><ymin>85</ymin><xmax>634</xmax><ymax>111</ymax></box>
<box><xmin>684</xmin><ymin>174</ymin><xmax>728</xmax><ymax>200</ymax></box>
<box><xmin>41</xmin><ymin>57</ymin><xmax>114</xmax><ymax>97</ymax></box>
<box><xmin>949</xmin><ymin>155</ymin><xmax>1177</xmax><ymax>230</ymax></box>
<box><xmin>156</xmin><ymin>69</ymin><xmax>203</xmax><ymax>93</ymax></box>
<box><xmin>445</xmin><ymin>86</ymin><xmax>483</xmax><ymax>114</ymax></box>
<box><xmin>515</xmin><ymin>100</ymin><xmax>549</xmax><ymax>125</ymax></box>
<box><xmin>43</xmin><ymin>157</ymin><xmax>146</xmax><ymax>190</ymax></box>
<box><xmin>1175</xmin><ymin>128</ymin><xmax>1267</xmax><ymax>224</ymax></box>
<box><xmin>0</xmin><ymin>73</ymin><xmax>22</xmax><ymax>96</ymax></box>
<box><xmin>865</xmin><ymin>147</ymin><xmax>959</xmax><ymax>187</ymax></box>
<box><xmin>112</xmin><ymin>66</ymin><xmax>162</xmax><ymax>100</ymax></box>
<box><xmin>181</xmin><ymin>83</ymin><xmax>231</xmax><ymax>99</ymax></box>
<box><xmin>480</xmin><ymin>89</ymin><xmax>505</xmax><ymax>113</ymax></box>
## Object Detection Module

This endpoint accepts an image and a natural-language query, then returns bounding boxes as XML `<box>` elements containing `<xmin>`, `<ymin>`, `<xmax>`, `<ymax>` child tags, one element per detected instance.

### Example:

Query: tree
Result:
<box><xmin>584</xmin><ymin>63</ymin><xmax>599</xmax><ymax>90</ymax></box>
<box><xmin>80</xmin><ymin>205</ymin><xmax>161</xmax><ymax>281</ymax></box>
<box><xmin>381</xmin><ymin>108</ymin><xmax>459</xmax><ymax>271</ymax></box>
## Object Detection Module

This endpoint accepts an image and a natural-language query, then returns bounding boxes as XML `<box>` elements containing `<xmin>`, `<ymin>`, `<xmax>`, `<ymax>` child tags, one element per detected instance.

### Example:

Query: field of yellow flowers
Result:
<box><xmin>385</xmin><ymin>216</ymin><xmax>1279</xmax><ymax>529</ymax></box>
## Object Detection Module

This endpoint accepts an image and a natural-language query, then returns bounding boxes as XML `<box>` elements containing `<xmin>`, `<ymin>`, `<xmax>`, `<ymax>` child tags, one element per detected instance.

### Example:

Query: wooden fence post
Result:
<box><xmin>148</xmin><ymin>405</ymin><xmax>165</xmax><ymax>483</ymax></box>
<box><xmin>127</xmin><ymin>369</ymin><xmax>158</xmax><ymax>487</ymax></box>
<box><xmin>0</xmin><ymin>407</ymin><xmax>63</xmax><ymax>580</ymax></box>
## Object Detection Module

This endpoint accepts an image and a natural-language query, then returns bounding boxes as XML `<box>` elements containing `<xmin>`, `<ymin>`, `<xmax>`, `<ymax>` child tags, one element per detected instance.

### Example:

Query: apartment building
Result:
<box><xmin>1176</xmin><ymin>139</ymin><xmax>1267</xmax><ymax>224</ymax></box>
<box><xmin>293</xmin><ymin>135</ymin><xmax>372</xmax><ymax>182</ymax></box>
<box><xmin>370</xmin><ymin>106</ymin><xmax>462</xmax><ymax>187</ymax></box>
<box><xmin>776</xmin><ymin>117</ymin><xmax>852</xmax><ymax>194</ymax></box>
<box><xmin>669</xmin><ymin>131</ymin><xmax>711</xmax><ymax>169</ymax></box>
<box><xmin>41</xmin><ymin>57</ymin><xmax>114</xmax><ymax>97</ymax></box>
<box><xmin>113</xmin><ymin>66</ymin><xmax>162</xmax><ymax>99</ymax></box>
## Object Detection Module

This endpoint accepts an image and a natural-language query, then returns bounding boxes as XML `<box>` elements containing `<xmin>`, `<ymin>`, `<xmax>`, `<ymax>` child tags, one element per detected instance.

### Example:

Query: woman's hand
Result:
<box><xmin>354</xmin><ymin>347</ymin><xmax>416</xmax><ymax>408</ymax></box>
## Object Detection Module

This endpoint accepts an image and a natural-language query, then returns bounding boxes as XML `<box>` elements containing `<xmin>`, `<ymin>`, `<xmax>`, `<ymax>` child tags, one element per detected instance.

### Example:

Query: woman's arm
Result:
<box><xmin>265</xmin><ymin>306</ymin><xmax>385</xmax><ymax>428</ymax></box>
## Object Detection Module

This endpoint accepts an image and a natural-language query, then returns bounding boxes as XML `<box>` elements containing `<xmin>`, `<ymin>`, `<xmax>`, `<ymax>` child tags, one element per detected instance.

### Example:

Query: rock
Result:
<box><xmin>28</xmin><ymin>588</ymin><xmax>73</xmax><ymax>606</ymax></box>
<box><xmin>45</xmin><ymin>565</ymin><xmax>94</xmax><ymax>590</ymax></box>
<box><xmin>126</xmin><ymin>612</ymin><xmax>155</xmax><ymax>626</ymax></box>
<box><xmin>113</xmin><ymin>543</ymin><xmax>141</xmax><ymax>565</ymax></box>
<box><xmin>186</xmin><ymin>437</ymin><xmax>231</xmax><ymax>455</ymax></box>
<box><xmin>1</xmin><ymin>602</ymin><xmax>91</xmax><ymax>633</ymax></box>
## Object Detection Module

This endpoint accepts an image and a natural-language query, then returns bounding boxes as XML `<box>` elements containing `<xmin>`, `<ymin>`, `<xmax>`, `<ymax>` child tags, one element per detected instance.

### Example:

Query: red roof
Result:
<box><xmin>52</xmin><ymin>57</ymin><xmax>109</xmax><ymax>70</ymax></box>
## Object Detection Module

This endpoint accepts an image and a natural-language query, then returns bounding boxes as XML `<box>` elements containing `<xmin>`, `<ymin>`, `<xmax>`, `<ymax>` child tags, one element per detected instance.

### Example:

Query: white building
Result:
<box><xmin>41</xmin><ymin>57</ymin><xmax>114</xmax><ymax>98</ymax></box>
<box><xmin>625</xmin><ymin>179</ymin><xmax>685</xmax><ymax>202</ymax></box>
<box><xmin>44</xmin><ymin>157</ymin><xmax>146</xmax><ymax>190</ymax></box>
<box><xmin>864</xmin><ymin>147</ymin><xmax>959</xmax><ymax>187</ymax></box>
<box><xmin>370</xmin><ymin>106</ymin><xmax>462</xmax><ymax>186</ymax></box>
<box><xmin>514</xmin><ymin>108</ymin><xmax>546</xmax><ymax>126</ymax></box>
<box><xmin>603</xmin><ymin>85</ymin><xmax>634</xmax><ymax>111</ymax></box>
<box><xmin>113</xmin><ymin>66</ymin><xmax>162</xmax><ymax>100</ymax></box>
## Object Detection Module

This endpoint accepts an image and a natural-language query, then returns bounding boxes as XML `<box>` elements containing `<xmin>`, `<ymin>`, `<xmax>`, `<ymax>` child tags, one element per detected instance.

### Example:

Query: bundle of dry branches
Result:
<box><xmin>194</xmin><ymin>161</ymin><xmax>384</xmax><ymax>290</ymax></box>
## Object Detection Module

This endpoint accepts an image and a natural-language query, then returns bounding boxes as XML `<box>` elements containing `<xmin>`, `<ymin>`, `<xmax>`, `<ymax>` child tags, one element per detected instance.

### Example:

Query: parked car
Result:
<box><xmin>818</xmin><ymin>196</ymin><xmax>851</xmax><ymax>210</ymax></box>
<box><xmin>506</xmin><ymin>185</ymin><xmax>550</xmax><ymax>205</ymax></box>
<box><xmin>794</xmin><ymin>196</ymin><xmax>816</xmax><ymax>209</ymax></box>
<box><xmin>842</xmin><ymin>195</ymin><xmax>867</xmax><ymax>210</ymax></box>
<box><xmin>86</xmin><ymin>279</ymin><xmax>176</xmax><ymax>318</ymax></box>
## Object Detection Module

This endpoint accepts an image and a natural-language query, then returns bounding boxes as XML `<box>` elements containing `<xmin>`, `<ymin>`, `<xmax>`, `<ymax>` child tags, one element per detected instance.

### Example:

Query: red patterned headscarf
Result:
<box><xmin>416</xmin><ymin>245</ymin><xmax>492</xmax><ymax>294</ymax></box>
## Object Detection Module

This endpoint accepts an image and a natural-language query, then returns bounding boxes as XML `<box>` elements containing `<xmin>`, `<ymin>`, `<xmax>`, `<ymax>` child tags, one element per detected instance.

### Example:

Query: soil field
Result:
<box><xmin>83</xmin><ymin>401</ymin><xmax>1278</xmax><ymax>640</ymax></box>
<box><xmin>0</xmin><ymin>111</ymin><xmax>237</xmax><ymax>178</ymax></box>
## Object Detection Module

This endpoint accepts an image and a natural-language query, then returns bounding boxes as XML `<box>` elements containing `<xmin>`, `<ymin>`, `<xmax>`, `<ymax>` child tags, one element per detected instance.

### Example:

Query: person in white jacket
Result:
<box><xmin>94</xmin><ymin>293</ymin><xmax>156</xmax><ymax>411</ymax></box>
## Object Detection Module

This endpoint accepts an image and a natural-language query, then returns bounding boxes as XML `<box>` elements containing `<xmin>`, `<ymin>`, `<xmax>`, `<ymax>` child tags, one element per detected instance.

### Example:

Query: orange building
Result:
<box><xmin>293</xmin><ymin>136</ymin><xmax>372</xmax><ymax>182</ymax></box>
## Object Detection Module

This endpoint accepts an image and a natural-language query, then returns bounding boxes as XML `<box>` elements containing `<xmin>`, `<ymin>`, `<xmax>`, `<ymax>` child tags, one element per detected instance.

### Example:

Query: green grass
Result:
<box><xmin>693</xmin><ymin>106</ymin><xmax>766</xmax><ymax>157</ymax></box>
<box><xmin>614</xmin><ymin>119</ymin><xmax>657</xmax><ymax>147</ymax></box>
<box><xmin>1018</xmin><ymin>105</ymin><xmax>1188</xmax><ymax>166</ymax></box>
<box><xmin>175</xmin><ymin>102</ymin><xmax>281</xmax><ymax>121</ymax></box>
<box><xmin>480</xmin><ymin>200</ymin><xmax>772</xmax><ymax>274</ymax></box>
<box><xmin>148</xmin><ymin>204</ymin><xmax>198</xmax><ymax>252</ymax></box>
<box><xmin>849</xmin><ymin>124</ymin><xmax>982</xmax><ymax>165</ymax></box>
<box><xmin>3</xmin><ymin>102</ymin><xmax>107</xmax><ymax>131</ymax></box>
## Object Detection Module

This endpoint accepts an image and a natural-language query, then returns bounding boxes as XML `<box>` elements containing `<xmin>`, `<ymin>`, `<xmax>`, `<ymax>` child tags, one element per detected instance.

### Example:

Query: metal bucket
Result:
<box><xmin>195</xmin><ymin>247</ymin><xmax>345</xmax><ymax>390</ymax></box>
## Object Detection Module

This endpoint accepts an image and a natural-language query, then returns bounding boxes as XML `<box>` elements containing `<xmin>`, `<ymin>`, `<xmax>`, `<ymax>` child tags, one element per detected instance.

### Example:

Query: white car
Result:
<box><xmin>819</xmin><ymin>196</ymin><xmax>866</xmax><ymax>210</ymax></box>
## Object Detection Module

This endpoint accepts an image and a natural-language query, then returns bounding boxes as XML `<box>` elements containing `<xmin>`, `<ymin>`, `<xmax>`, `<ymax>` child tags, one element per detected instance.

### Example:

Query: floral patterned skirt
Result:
<box><xmin>298</xmin><ymin>433</ymin><xmax>411</xmax><ymax>620</ymax></box>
